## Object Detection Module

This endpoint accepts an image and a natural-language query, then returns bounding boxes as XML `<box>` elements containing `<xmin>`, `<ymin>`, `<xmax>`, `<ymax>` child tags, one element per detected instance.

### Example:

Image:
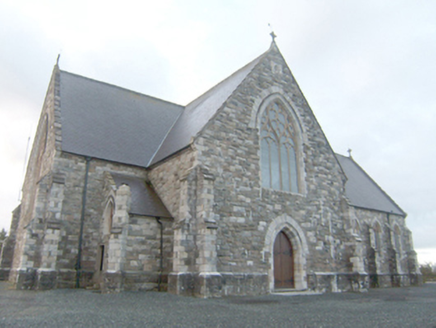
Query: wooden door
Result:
<box><xmin>274</xmin><ymin>231</ymin><xmax>294</xmax><ymax>289</ymax></box>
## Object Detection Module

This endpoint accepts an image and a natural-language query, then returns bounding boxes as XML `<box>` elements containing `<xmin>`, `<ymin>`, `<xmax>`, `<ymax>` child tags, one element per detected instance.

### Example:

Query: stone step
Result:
<box><xmin>271</xmin><ymin>289</ymin><xmax>322</xmax><ymax>296</ymax></box>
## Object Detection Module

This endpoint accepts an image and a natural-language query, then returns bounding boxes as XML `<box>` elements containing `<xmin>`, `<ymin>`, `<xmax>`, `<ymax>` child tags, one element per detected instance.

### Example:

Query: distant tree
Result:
<box><xmin>0</xmin><ymin>228</ymin><xmax>6</xmax><ymax>241</ymax></box>
<box><xmin>0</xmin><ymin>228</ymin><xmax>6</xmax><ymax>254</ymax></box>
<box><xmin>420</xmin><ymin>263</ymin><xmax>436</xmax><ymax>282</ymax></box>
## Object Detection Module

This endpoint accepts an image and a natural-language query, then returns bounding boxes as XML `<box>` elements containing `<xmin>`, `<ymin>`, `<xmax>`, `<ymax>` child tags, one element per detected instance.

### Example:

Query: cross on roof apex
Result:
<box><xmin>268</xmin><ymin>23</ymin><xmax>277</xmax><ymax>42</ymax></box>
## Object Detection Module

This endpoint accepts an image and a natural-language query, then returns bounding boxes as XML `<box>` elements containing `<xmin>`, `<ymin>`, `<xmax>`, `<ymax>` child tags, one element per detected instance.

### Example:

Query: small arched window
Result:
<box><xmin>260</xmin><ymin>101</ymin><xmax>299</xmax><ymax>192</ymax></box>
<box><xmin>102</xmin><ymin>198</ymin><xmax>115</xmax><ymax>235</ymax></box>
<box><xmin>371</xmin><ymin>222</ymin><xmax>382</xmax><ymax>251</ymax></box>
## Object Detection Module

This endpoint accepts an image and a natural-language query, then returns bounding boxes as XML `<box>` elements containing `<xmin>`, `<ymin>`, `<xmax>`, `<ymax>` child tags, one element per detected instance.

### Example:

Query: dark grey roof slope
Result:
<box><xmin>150</xmin><ymin>51</ymin><xmax>267</xmax><ymax>165</ymax></box>
<box><xmin>336</xmin><ymin>154</ymin><xmax>405</xmax><ymax>216</ymax></box>
<box><xmin>111</xmin><ymin>173</ymin><xmax>172</xmax><ymax>218</ymax></box>
<box><xmin>60</xmin><ymin>71</ymin><xmax>183</xmax><ymax>167</ymax></box>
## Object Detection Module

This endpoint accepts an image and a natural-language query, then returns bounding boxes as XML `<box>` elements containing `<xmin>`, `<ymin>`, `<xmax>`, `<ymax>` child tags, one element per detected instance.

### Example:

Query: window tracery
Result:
<box><xmin>260</xmin><ymin>101</ymin><xmax>299</xmax><ymax>192</ymax></box>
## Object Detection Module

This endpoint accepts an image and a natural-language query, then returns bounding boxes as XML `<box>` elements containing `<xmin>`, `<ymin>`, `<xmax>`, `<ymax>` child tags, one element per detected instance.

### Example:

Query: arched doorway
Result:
<box><xmin>274</xmin><ymin>231</ymin><xmax>294</xmax><ymax>289</ymax></box>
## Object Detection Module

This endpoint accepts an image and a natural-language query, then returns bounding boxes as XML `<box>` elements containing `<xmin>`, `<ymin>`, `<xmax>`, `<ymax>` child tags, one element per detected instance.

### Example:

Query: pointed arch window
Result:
<box><xmin>102</xmin><ymin>198</ymin><xmax>115</xmax><ymax>236</ymax></box>
<box><xmin>371</xmin><ymin>222</ymin><xmax>382</xmax><ymax>251</ymax></box>
<box><xmin>260</xmin><ymin>101</ymin><xmax>299</xmax><ymax>192</ymax></box>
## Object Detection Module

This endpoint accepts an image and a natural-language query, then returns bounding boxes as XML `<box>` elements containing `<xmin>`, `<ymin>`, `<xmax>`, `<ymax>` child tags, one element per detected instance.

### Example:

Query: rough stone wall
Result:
<box><xmin>10</xmin><ymin>65</ymin><xmax>62</xmax><ymax>282</ymax></box>
<box><xmin>12</xmin><ymin>150</ymin><xmax>148</xmax><ymax>289</ymax></box>
<box><xmin>350</xmin><ymin>207</ymin><xmax>420</xmax><ymax>287</ymax></box>
<box><xmin>148</xmin><ymin>148</ymin><xmax>197</xmax><ymax>220</ymax></box>
<box><xmin>52</xmin><ymin>155</ymin><xmax>147</xmax><ymax>287</ymax></box>
<box><xmin>192</xmin><ymin>44</ymin><xmax>350</xmax><ymax>293</ymax></box>
<box><xmin>120</xmin><ymin>215</ymin><xmax>173</xmax><ymax>290</ymax></box>
<box><xmin>124</xmin><ymin>216</ymin><xmax>172</xmax><ymax>273</ymax></box>
<box><xmin>95</xmin><ymin>179</ymin><xmax>173</xmax><ymax>292</ymax></box>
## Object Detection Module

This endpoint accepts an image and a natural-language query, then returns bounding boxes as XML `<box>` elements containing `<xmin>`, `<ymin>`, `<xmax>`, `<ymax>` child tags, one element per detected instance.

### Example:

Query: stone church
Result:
<box><xmin>0</xmin><ymin>40</ymin><xmax>421</xmax><ymax>297</ymax></box>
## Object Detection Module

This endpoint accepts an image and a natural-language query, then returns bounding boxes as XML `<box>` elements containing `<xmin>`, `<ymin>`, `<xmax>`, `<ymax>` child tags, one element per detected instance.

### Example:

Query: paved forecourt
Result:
<box><xmin>0</xmin><ymin>282</ymin><xmax>435</xmax><ymax>327</ymax></box>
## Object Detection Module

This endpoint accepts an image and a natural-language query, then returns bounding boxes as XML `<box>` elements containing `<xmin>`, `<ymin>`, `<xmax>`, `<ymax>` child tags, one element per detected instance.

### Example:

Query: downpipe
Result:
<box><xmin>75</xmin><ymin>156</ymin><xmax>91</xmax><ymax>288</ymax></box>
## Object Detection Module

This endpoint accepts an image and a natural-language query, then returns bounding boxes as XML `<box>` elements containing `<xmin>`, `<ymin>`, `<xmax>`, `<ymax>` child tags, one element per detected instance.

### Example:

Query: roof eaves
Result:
<box><xmin>61</xmin><ymin>150</ymin><xmax>148</xmax><ymax>169</ymax></box>
<box><xmin>129</xmin><ymin>211</ymin><xmax>173</xmax><ymax>219</ymax></box>
<box><xmin>350</xmin><ymin>204</ymin><xmax>406</xmax><ymax>217</ymax></box>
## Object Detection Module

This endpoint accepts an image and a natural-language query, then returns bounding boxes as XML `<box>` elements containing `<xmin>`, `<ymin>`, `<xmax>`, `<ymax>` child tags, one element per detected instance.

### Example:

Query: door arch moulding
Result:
<box><xmin>264</xmin><ymin>214</ymin><xmax>308</xmax><ymax>291</ymax></box>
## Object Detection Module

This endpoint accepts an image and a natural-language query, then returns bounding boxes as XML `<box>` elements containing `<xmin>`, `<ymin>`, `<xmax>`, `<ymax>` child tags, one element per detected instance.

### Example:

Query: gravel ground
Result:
<box><xmin>0</xmin><ymin>282</ymin><xmax>435</xmax><ymax>328</ymax></box>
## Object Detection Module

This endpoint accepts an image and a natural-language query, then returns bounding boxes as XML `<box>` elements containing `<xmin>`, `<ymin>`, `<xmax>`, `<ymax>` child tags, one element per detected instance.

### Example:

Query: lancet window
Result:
<box><xmin>260</xmin><ymin>101</ymin><xmax>299</xmax><ymax>192</ymax></box>
<box><xmin>371</xmin><ymin>222</ymin><xmax>382</xmax><ymax>251</ymax></box>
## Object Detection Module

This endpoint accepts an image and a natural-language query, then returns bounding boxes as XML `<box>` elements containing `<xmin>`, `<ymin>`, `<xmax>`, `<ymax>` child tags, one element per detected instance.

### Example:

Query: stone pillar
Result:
<box><xmin>391</xmin><ymin>228</ymin><xmax>403</xmax><ymax>275</ymax></box>
<box><xmin>349</xmin><ymin>237</ymin><xmax>368</xmax><ymax>291</ymax></box>
<box><xmin>405</xmin><ymin>229</ymin><xmax>422</xmax><ymax>285</ymax></box>
<box><xmin>169</xmin><ymin>166</ymin><xmax>221</xmax><ymax>297</ymax></box>
<box><xmin>169</xmin><ymin>168</ymin><xmax>197</xmax><ymax>296</ymax></box>
<box><xmin>350</xmin><ymin>239</ymin><xmax>365</xmax><ymax>272</ymax></box>
<box><xmin>104</xmin><ymin>184</ymin><xmax>131</xmax><ymax>292</ymax></box>
<box><xmin>195</xmin><ymin>168</ymin><xmax>221</xmax><ymax>297</ymax></box>
<box><xmin>36</xmin><ymin>174</ymin><xmax>65</xmax><ymax>289</ymax></box>
<box><xmin>196</xmin><ymin>168</ymin><xmax>217</xmax><ymax>272</ymax></box>
<box><xmin>37</xmin><ymin>223</ymin><xmax>60</xmax><ymax>289</ymax></box>
<box><xmin>14</xmin><ymin>175</ymin><xmax>52</xmax><ymax>289</ymax></box>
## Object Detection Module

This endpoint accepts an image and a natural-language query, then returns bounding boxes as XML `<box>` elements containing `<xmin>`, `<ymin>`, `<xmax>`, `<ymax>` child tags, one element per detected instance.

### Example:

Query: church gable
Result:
<box><xmin>171</xmin><ymin>43</ymin><xmax>355</xmax><ymax>290</ymax></box>
<box><xmin>193</xmin><ymin>41</ymin><xmax>346</xmax><ymax>197</ymax></box>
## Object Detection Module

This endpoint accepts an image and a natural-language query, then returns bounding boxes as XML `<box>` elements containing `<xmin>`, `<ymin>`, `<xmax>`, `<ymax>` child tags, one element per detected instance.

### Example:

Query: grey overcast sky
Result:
<box><xmin>0</xmin><ymin>0</ymin><xmax>435</xmax><ymax>263</ymax></box>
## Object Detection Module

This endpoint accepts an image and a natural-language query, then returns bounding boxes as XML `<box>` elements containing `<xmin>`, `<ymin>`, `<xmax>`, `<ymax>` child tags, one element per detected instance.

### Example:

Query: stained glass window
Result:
<box><xmin>260</xmin><ymin>101</ymin><xmax>299</xmax><ymax>192</ymax></box>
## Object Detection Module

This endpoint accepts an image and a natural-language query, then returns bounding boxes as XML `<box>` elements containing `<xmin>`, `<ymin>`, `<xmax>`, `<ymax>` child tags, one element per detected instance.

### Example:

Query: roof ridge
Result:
<box><xmin>184</xmin><ymin>49</ymin><xmax>269</xmax><ymax>108</ymax></box>
<box><xmin>60</xmin><ymin>70</ymin><xmax>184</xmax><ymax>109</ymax></box>
<box><xmin>149</xmin><ymin>48</ymin><xmax>270</xmax><ymax>165</ymax></box>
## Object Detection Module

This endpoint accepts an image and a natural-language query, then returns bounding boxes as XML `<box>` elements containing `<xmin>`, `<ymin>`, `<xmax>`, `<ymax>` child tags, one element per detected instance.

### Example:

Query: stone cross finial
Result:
<box><xmin>270</xmin><ymin>31</ymin><xmax>277</xmax><ymax>41</ymax></box>
<box><xmin>268</xmin><ymin>23</ymin><xmax>277</xmax><ymax>42</ymax></box>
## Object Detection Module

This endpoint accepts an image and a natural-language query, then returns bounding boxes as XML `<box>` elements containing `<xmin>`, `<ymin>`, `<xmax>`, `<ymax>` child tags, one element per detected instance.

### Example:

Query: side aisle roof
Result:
<box><xmin>111</xmin><ymin>173</ymin><xmax>172</xmax><ymax>218</ymax></box>
<box><xmin>336</xmin><ymin>154</ymin><xmax>405</xmax><ymax>216</ymax></box>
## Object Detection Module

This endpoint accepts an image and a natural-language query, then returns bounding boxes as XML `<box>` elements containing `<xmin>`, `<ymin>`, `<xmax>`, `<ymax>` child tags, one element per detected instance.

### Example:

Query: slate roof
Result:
<box><xmin>60</xmin><ymin>71</ymin><xmax>183</xmax><ymax>167</ymax></box>
<box><xmin>56</xmin><ymin>48</ymin><xmax>404</xmax><ymax>217</ymax></box>
<box><xmin>111</xmin><ymin>173</ymin><xmax>172</xmax><ymax>218</ymax></box>
<box><xmin>336</xmin><ymin>154</ymin><xmax>405</xmax><ymax>216</ymax></box>
<box><xmin>150</xmin><ymin>51</ymin><xmax>266</xmax><ymax>165</ymax></box>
